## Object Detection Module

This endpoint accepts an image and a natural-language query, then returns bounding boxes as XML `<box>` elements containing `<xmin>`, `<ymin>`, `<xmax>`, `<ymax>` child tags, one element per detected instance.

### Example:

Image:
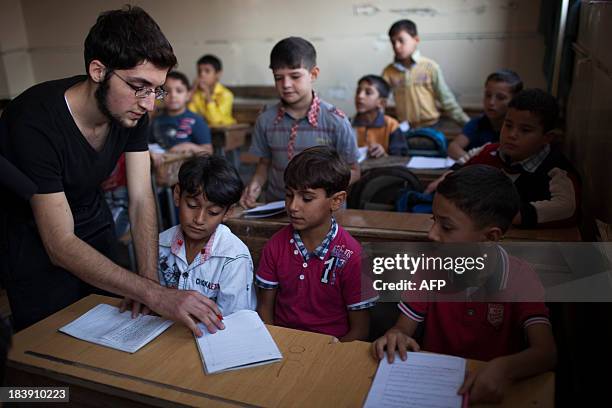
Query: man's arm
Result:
<box><xmin>30</xmin><ymin>192</ymin><xmax>224</xmax><ymax>336</ymax></box>
<box><xmin>339</xmin><ymin>309</ymin><xmax>369</xmax><ymax>342</ymax></box>
<box><xmin>256</xmin><ymin>287</ymin><xmax>277</xmax><ymax>324</ymax></box>
<box><xmin>125</xmin><ymin>151</ymin><xmax>158</xmax><ymax>281</ymax></box>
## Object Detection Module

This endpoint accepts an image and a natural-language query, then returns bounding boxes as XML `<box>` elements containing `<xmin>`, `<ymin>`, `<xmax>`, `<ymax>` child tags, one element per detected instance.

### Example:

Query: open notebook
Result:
<box><xmin>364</xmin><ymin>352</ymin><xmax>466</xmax><ymax>408</ymax></box>
<box><xmin>195</xmin><ymin>309</ymin><xmax>282</xmax><ymax>374</ymax></box>
<box><xmin>59</xmin><ymin>303</ymin><xmax>173</xmax><ymax>353</ymax></box>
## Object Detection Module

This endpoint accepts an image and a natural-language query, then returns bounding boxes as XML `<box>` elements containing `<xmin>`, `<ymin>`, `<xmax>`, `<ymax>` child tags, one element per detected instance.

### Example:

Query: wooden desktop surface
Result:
<box><xmin>227</xmin><ymin>208</ymin><xmax>581</xmax><ymax>266</ymax></box>
<box><xmin>8</xmin><ymin>295</ymin><xmax>553</xmax><ymax>408</ymax></box>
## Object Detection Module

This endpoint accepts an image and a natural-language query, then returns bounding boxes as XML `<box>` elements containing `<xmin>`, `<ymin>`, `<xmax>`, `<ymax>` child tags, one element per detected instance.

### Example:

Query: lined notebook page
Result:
<box><xmin>59</xmin><ymin>303</ymin><xmax>173</xmax><ymax>353</ymax></box>
<box><xmin>364</xmin><ymin>352</ymin><xmax>466</xmax><ymax>408</ymax></box>
<box><xmin>195</xmin><ymin>310</ymin><xmax>282</xmax><ymax>374</ymax></box>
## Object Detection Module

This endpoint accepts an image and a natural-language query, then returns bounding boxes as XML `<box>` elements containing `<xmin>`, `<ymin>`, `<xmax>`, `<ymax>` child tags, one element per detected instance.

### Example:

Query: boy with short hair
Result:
<box><xmin>382</xmin><ymin>19</ymin><xmax>469</xmax><ymax>129</ymax></box>
<box><xmin>240</xmin><ymin>37</ymin><xmax>360</xmax><ymax>207</ymax></box>
<box><xmin>158</xmin><ymin>155</ymin><xmax>256</xmax><ymax>315</ymax></box>
<box><xmin>352</xmin><ymin>75</ymin><xmax>407</xmax><ymax>158</ymax></box>
<box><xmin>188</xmin><ymin>54</ymin><xmax>236</xmax><ymax>126</ymax></box>
<box><xmin>457</xmin><ymin>89</ymin><xmax>578</xmax><ymax>227</ymax></box>
<box><xmin>256</xmin><ymin>146</ymin><xmax>378</xmax><ymax>341</ymax></box>
<box><xmin>373</xmin><ymin>165</ymin><xmax>556</xmax><ymax>404</ymax></box>
<box><xmin>448</xmin><ymin>69</ymin><xmax>523</xmax><ymax>160</ymax></box>
<box><xmin>150</xmin><ymin>71</ymin><xmax>212</xmax><ymax>167</ymax></box>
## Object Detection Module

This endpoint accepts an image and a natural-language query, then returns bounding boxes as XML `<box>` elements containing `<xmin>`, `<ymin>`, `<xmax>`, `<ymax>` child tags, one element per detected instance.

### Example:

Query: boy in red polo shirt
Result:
<box><xmin>372</xmin><ymin>165</ymin><xmax>556</xmax><ymax>404</ymax></box>
<box><xmin>256</xmin><ymin>146</ymin><xmax>378</xmax><ymax>341</ymax></box>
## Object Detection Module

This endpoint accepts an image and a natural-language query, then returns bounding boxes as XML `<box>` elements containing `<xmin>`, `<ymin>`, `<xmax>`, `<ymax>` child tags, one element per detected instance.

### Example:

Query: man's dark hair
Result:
<box><xmin>197</xmin><ymin>54</ymin><xmax>223</xmax><ymax>72</ymax></box>
<box><xmin>270</xmin><ymin>37</ymin><xmax>317</xmax><ymax>70</ymax></box>
<box><xmin>388</xmin><ymin>19</ymin><xmax>418</xmax><ymax>38</ymax></box>
<box><xmin>177</xmin><ymin>155</ymin><xmax>244</xmax><ymax>209</ymax></box>
<box><xmin>437</xmin><ymin>165</ymin><xmax>520</xmax><ymax>232</ymax></box>
<box><xmin>486</xmin><ymin>69</ymin><xmax>524</xmax><ymax>95</ymax></box>
<box><xmin>508</xmin><ymin>88</ymin><xmax>559</xmax><ymax>133</ymax></box>
<box><xmin>358</xmin><ymin>75</ymin><xmax>391</xmax><ymax>99</ymax></box>
<box><xmin>84</xmin><ymin>5</ymin><xmax>177</xmax><ymax>72</ymax></box>
<box><xmin>166</xmin><ymin>71</ymin><xmax>190</xmax><ymax>89</ymax></box>
<box><xmin>284</xmin><ymin>146</ymin><xmax>350</xmax><ymax>197</ymax></box>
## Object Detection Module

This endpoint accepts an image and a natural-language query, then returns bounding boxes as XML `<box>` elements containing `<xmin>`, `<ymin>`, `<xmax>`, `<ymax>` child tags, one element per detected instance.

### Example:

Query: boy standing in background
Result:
<box><xmin>383</xmin><ymin>19</ymin><xmax>469</xmax><ymax>129</ymax></box>
<box><xmin>241</xmin><ymin>37</ymin><xmax>359</xmax><ymax>207</ymax></box>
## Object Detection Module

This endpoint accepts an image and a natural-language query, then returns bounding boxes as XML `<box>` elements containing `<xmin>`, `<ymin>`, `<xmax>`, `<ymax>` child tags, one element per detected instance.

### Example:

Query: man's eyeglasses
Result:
<box><xmin>112</xmin><ymin>72</ymin><xmax>168</xmax><ymax>100</ymax></box>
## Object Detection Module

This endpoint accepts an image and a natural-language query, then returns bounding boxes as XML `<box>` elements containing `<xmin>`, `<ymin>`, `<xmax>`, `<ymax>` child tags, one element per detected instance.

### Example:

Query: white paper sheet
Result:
<box><xmin>59</xmin><ymin>304</ymin><xmax>173</xmax><ymax>353</ymax></box>
<box><xmin>358</xmin><ymin>146</ymin><xmax>369</xmax><ymax>163</ymax></box>
<box><xmin>364</xmin><ymin>352</ymin><xmax>466</xmax><ymax>408</ymax></box>
<box><xmin>407</xmin><ymin>156</ymin><xmax>455</xmax><ymax>169</ymax></box>
<box><xmin>242</xmin><ymin>200</ymin><xmax>286</xmax><ymax>218</ymax></box>
<box><xmin>195</xmin><ymin>310</ymin><xmax>282</xmax><ymax>374</ymax></box>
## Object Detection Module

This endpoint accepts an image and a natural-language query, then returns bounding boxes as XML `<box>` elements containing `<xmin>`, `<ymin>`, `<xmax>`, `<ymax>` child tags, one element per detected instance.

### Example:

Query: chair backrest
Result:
<box><xmin>405</xmin><ymin>128</ymin><xmax>448</xmax><ymax>157</ymax></box>
<box><xmin>348</xmin><ymin>167</ymin><xmax>423</xmax><ymax>211</ymax></box>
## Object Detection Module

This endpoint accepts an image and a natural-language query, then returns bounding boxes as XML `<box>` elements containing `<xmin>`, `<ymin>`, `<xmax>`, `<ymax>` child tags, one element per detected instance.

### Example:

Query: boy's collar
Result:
<box><xmin>274</xmin><ymin>91</ymin><xmax>321</xmax><ymax>126</ymax></box>
<box><xmin>291</xmin><ymin>217</ymin><xmax>338</xmax><ymax>261</ymax></box>
<box><xmin>392</xmin><ymin>49</ymin><xmax>422</xmax><ymax>72</ymax></box>
<box><xmin>169</xmin><ymin>225</ymin><xmax>216</xmax><ymax>264</ymax></box>
<box><xmin>499</xmin><ymin>144</ymin><xmax>551</xmax><ymax>173</ymax></box>
<box><xmin>352</xmin><ymin>110</ymin><xmax>386</xmax><ymax>127</ymax></box>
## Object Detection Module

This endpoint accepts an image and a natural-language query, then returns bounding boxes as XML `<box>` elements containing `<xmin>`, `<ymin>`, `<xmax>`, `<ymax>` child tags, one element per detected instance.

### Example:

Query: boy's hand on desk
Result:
<box><xmin>240</xmin><ymin>182</ymin><xmax>262</xmax><ymax>209</ymax></box>
<box><xmin>372</xmin><ymin>328</ymin><xmax>420</xmax><ymax>363</ymax></box>
<box><xmin>150</xmin><ymin>288</ymin><xmax>225</xmax><ymax>337</ymax></box>
<box><xmin>458</xmin><ymin>358</ymin><xmax>510</xmax><ymax>404</ymax></box>
<box><xmin>368</xmin><ymin>143</ymin><xmax>386</xmax><ymax>159</ymax></box>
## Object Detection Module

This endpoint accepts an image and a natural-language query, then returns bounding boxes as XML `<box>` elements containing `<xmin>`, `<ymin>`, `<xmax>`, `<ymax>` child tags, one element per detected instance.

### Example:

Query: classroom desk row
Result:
<box><xmin>226</xmin><ymin>208</ymin><xmax>582</xmax><ymax>266</ymax></box>
<box><xmin>7</xmin><ymin>295</ymin><xmax>554</xmax><ymax>407</ymax></box>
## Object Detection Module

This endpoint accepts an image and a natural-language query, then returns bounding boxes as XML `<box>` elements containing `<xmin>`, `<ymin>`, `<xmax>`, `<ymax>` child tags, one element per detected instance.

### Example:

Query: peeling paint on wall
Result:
<box><xmin>353</xmin><ymin>4</ymin><xmax>380</xmax><ymax>17</ymax></box>
<box><xmin>389</xmin><ymin>8</ymin><xmax>439</xmax><ymax>18</ymax></box>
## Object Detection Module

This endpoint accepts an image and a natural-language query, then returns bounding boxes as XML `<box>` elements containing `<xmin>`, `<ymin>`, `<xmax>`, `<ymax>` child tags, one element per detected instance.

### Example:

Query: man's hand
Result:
<box><xmin>458</xmin><ymin>358</ymin><xmax>511</xmax><ymax>404</ymax></box>
<box><xmin>148</xmin><ymin>287</ymin><xmax>225</xmax><ymax>337</ymax></box>
<box><xmin>120</xmin><ymin>297</ymin><xmax>151</xmax><ymax>318</ymax></box>
<box><xmin>240</xmin><ymin>181</ymin><xmax>262</xmax><ymax>209</ymax></box>
<box><xmin>372</xmin><ymin>327</ymin><xmax>420</xmax><ymax>363</ymax></box>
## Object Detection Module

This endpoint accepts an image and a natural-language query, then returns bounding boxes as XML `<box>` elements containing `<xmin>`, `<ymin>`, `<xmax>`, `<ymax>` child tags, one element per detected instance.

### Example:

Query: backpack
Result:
<box><xmin>348</xmin><ymin>167</ymin><xmax>423</xmax><ymax>211</ymax></box>
<box><xmin>404</xmin><ymin>127</ymin><xmax>448</xmax><ymax>157</ymax></box>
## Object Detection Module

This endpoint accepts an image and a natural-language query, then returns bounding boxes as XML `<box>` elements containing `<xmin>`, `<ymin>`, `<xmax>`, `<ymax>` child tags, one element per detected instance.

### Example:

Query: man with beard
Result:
<box><xmin>0</xmin><ymin>6</ymin><xmax>225</xmax><ymax>337</ymax></box>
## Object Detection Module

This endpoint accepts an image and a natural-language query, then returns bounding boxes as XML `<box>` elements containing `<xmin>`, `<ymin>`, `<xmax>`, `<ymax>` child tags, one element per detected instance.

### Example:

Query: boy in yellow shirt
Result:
<box><xmin>188</xmin><ymin>54</ymin><xmax>236</xmax><ymax>126</ymax></box>
<box><xmin>382</xmin><ymin>19</ymin><xmax>469</xmax><ymax>129</ymax></box>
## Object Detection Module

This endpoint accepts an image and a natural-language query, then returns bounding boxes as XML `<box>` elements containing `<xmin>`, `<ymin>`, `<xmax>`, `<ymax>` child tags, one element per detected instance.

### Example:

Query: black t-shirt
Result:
<box><xmin>0</xmin><ymin>75</ymin><xmax>148</xmax><ymax>239</ymax></box>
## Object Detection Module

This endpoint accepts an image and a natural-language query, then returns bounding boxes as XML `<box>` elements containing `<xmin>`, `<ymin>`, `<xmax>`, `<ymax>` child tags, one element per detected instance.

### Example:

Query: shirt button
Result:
<box><xmin>290</xmin><ymin>239</ymin><xmax>294</xmax><ymax>243</ymax></box>
<box><xmin>302</xmin><ymin>262</ymin><xmax>308</xmax><ymax>268</ymax></box>
<box><xmin>467</xmin><ymin>308</ymin><xmax>475</xmax><ymax>316</ymax></box>
<box><xmin>182</xmin><ymin>272</ymin><xmax>189</xmax><ymax>278</ymax></box>
<box><xmin>294</xmin><ymin>250</ymin><xmax>299</xmax><ymax>255</ymax></box>
<box><xmin>299</xmin><ymin>274</ymin><xmax>305</xmax><ymax>280</ymax></box>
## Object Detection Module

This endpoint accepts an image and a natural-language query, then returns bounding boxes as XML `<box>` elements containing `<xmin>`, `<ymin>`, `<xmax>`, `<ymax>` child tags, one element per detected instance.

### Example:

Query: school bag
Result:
<box><xmin>403</xmin><ymin>127</ymin><xmax>448</xmax><ymax>157</ymax></box>
<box><xmin>347</xmin><ymin>167</ymin><xmax>423</xmax><ymax>211</ymax></box>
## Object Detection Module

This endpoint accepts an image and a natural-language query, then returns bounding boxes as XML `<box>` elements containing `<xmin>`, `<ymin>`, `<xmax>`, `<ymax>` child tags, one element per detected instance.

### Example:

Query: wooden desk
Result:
<box><xmin>210</xmin><ymin>124</ymin><xmax>251</xmax><ymax>153</ymax></box>
<box><xmin>8</xmin><ymin>295</ymin><xmax>554</xmax><ymax>408</ymax></box>
<box><xmin>226</xmin><ymin>209</ymin><xmax>582</xmax><ymax>266</ymax></box>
